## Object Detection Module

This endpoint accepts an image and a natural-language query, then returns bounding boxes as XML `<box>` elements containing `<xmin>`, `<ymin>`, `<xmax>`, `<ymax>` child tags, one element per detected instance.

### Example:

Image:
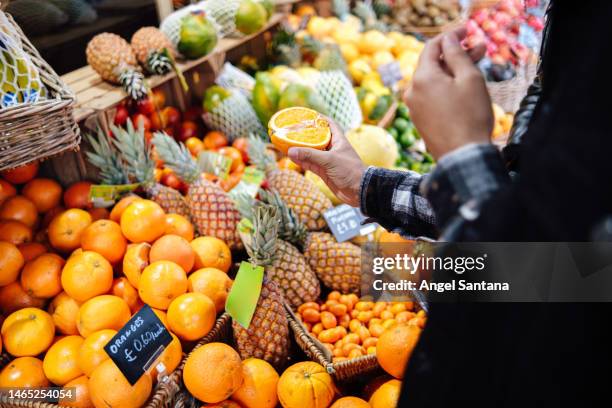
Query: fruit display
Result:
<box><xmin>203</xmin><ymin>0</ymin><xmax>271</xmax><ymax>37</ymax></box>
<box><xmin>269</xmin><ymin>107</ymin><xmax>332</xmax><ymax>154</ymax></box>
<box><xmin>390</xmin><ymin>0</ymin><xmax>461</xmax><ymax>29</ymax></box>
<box><xmin>177</xmin><ymin>11</ymin><xmax>219</xmax><ymax>59</ymax></box>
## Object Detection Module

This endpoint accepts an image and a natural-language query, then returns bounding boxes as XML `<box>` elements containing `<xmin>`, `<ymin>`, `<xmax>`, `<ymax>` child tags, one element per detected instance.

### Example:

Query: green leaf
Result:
<box><xmin>225</xmin><ymin>262</ymin><xmax>264</xmax><ymax>329</ymax></box>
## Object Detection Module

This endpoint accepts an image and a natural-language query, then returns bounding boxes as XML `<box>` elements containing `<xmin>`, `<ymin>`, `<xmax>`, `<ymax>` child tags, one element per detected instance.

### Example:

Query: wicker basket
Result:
<box><xmin>487</xmin><ymin>62</ymin><xmax>537</xmax><ymax>113</ymax></box>
<box><xmin>0</xmin><ymin>11</ymin><xmax>80</xmax><ymax>172</ymax></box>
<box><xmin>0</xmin><ymin>314</ymin><xmax>232</xmax><ymax>408</ymax></box>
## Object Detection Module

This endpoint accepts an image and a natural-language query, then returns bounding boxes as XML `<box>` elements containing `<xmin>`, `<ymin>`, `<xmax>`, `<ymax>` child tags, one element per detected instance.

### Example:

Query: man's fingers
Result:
<box><xmin>441</xmin><ymin>30</ymin><xmax>478</xmax><ymax>78</ymax></box>
<box><xmin>415</xmin><ymin>34</ymin><xmax>445</xmax><ymax>77</ymax></box>
<box><xmin>288</xmin><ymin>147</ymin><xmax>330</xmax><ymax>170</ymax></box>
<box><xmin>467</xmin><ymin>42</ymin><xmax>487</xmax><ymax>63</ymax></box>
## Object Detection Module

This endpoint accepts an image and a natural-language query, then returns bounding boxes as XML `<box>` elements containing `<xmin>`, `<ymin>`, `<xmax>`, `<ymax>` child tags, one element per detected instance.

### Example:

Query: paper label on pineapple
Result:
<box><xmin>89</xmin><ymin>183</ymin><xmax>141</xmax><ymax>208</ymax></box>
<box><xmin>378</xmin><ymin>62</ymin><xmax>403</xmax><ymax>89</ymax></box>
<box><xmin>324</xmin><ymin>204</ymin><xmax>371</xmax><ymax>242</ymax></box>
<box><xmin>228</xmin><ymin>167</ymin><xmax>265</xmax><ymax>198</ymax></box>
<box><xmin>197</xmin><ymin>151</ymin><xmax>232</xmax><ymax>180</ymax></box>
<box><xmin>225</xmin><ymin>262</ymin><xmax>264</xmax><ymax>329</ymax></box>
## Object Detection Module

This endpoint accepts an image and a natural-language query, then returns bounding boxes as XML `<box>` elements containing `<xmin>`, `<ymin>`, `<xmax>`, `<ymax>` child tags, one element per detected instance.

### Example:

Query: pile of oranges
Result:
<box><xmin>0</xmin><ymin>162</ymin><xmax>234</xmax><ymax>408</ymax></box>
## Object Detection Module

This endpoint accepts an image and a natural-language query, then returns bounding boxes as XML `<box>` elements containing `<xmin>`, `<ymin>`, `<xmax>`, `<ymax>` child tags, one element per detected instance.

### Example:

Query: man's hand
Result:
<box><xmin>288</xmin><ymin>120</ymin><xmax>366</xmax><ymax>207</ymax></box>
<box><xmin>405</xmin><ymin>27</ymin><xmax>493</xmax><ymax>160</ymax></box>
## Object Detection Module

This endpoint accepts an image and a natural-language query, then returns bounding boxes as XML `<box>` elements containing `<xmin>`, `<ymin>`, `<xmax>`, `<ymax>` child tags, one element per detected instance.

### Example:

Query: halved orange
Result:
<box><xmin>269</xmin><ymin>107</ymin><xmax>331</xmax><ymax>155</ymax></box>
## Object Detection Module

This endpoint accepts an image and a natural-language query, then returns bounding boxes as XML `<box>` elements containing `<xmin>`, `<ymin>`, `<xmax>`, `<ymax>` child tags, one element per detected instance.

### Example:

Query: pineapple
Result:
<box><xmin>234</xmin><ymin>193</ymin><xmax>320</xmax><ymax>308</ymax></box>
<box><xmin>248</xmin><ymin>136</ymin><xmax>332</xmax><ymax>230</ymax></box>
<box><xmin>301</xmin><ymin>36</ymin><xmax>347</xmax><ymax>73</ymax></box>
<box><xmin>86</xmin><ymin>33</ymin><xmax>148</xmax><ymax>100</ymax></box>
<box><xmin>261</xmin><ymin>189</ymin><xmax>361</xmax><ymax>294</ymax></box>
<box><xmin>152</xmin><ymin>132</ymin><xmax>243</xmax><ymax>249</ymax></box>
<box><xmin>110</xmin><ymin>120</ymin><xmax>191</xmax><ymax>219</ymax></box>
<box><xmin>233</xmin><ymin>206</ymin><xmax>290</xmax><ymax>369</ymax></box>
<box><xmin>131</xmin><ymin>27</ymin><xmax>175</xmax><ymax>75</ymax></box>
<box><xmin>84</xmin><ymin>127</ymin><xmax>130</xmax><ymax>185</ymax></box>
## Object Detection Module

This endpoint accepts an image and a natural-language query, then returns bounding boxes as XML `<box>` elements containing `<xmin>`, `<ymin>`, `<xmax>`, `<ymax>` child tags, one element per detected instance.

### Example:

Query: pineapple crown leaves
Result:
<box><xmin>84</xmin><ymin>126</ymin><xmax>130</xmax><ymax>185</ymax></box>
<box><xmin>117</xmin><ymin>64</ymin><xmax>149</xmax><ymax>101</ymax></box>
<box><xmin>147</xmin><ymin>48</ymin><xmax>189</xmax><ymax>92</ymax></box>
<box><xmin>247</xmin><ymin>134</ymin><xmax>276</xmax><ymax>173</ymax></box>
<box><xmin>151</xmin><ymin>132</ymin><xmax>201</xmax><ymax>184</ymax></box>
<box><xmin>243</xmin><ymin>205</ymin><xmax>280</xmax><ymax>268</ymax></box>
<box><xmin>333</xmin><ymin>0</ymin><xmax>351</xmax><ymax>20</ymax></box>
<box><xmin>232</xmin><ymin>191</ymin><xmax>260</xmax><ymax>221</ymax></box>
<box><xmin>258</xmin><ymin>188</ymin><xmax>308</xmax><ymax>248</ymax></box>
<box><xmin>110</xmin><ymin>119</ymin><xmax>155</xmax><ymax>185</ymax></box>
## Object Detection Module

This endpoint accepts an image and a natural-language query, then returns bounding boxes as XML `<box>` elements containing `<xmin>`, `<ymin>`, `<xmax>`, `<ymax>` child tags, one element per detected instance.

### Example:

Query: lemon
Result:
<box><xmin>349</xmin><ymin>59</ymin><xmax>373</xmax><ymax>84</ymax></box>
<box><xmin>340</xmin><ymin>43</ymin><xmax>360</xmax><ymax>63</ymax></box>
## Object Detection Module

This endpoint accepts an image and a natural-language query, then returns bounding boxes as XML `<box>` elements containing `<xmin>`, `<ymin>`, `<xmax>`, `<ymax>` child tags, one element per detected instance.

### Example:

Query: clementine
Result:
<box><xmin>0</xmin><ymin>356</ymin><xmax>49</xmax><ymax>388</ymax></box>
<box><xmin>22</xmin><ymin>178</ymin><xmax>63</xmax><ymax>213</ymax></box>
<box><xmin>167</xmin><ymin>293</ymin><xmax>216</xmax><ymax>341</ymax></box>
<box><xmin>0</xmin><ymin>195</ymin><xmax>38</xmax><ymax>228</ymax></box>
<box><xmin>277</xmin><ymin>362</ymin><xmax>336</xmax><ymax>408</ymax></box>
<box><xmin>77</xmin><ymin>329</ymin><xmax>117</xmax><ymax>377</ymax></box>
<box><xmin>89</xmin><ymin>359</ymin><xmax>152</xmax><ymax>408</ymax></box>
<box><xmin>111</xmin><ymin>277</ymin><xmax>140</xmax><ymax>313</ymax></box>
<box><xmin>1</xmin><ymin>307</ymin><xmax>55</xmax><ymax>356</ymax></box>
<box><xmin>76</xmin><ymin>295</ymin><xmax>131</xmax><ymax>337</ymax></box>
<box><xmin>231</xmin><ymin>358</ymin><xmax>279</xmax><ymax>408</ymax></box>
<box><xmin>150</xmin><ymin>234</ymin><xmax>195</xmax><ymax>274</ymax></box>
<box><xmin>0</xmin><ymin>282</ymin><xmax>45</xmax><ymax>315</ymax></box>
<box><xmin>138</xmin><ymin>260</ymin><xmax>188</xmax><ymax>310</ymax></box>
<box><xmin>43</xmin><ymin>335</ymin><xmax>84</xmax><ymax>385</ymax></box>
<box><xmin>0</xmin><ymin>241</ymin><xmax>24</xmax><ymax>286</ymax></box>
<box><xmin>20</xmin><ymin>253</ymin><xmax>64</xmax><ymax>298</ymax></box>
<box><xmin>164</xmin><ymin>213</ymin><xmax>194</xmax><ymax>241</ymax></box>
<box><xmin>190</xmin><ymin>236</ymin><xmax>232</xmax><ymax>272</ymax></box>
<box><xmin>81</xmin><ymin>220</ymin><xmax>127</xmax><ymax>264</ymax></box>
<box><xmin>48</xmin><ymin>208</ymin><xmax>92</xmax><ymax>252</ymax></box>
<box><xmin>120</xmin><ymin>199</ymin><xmax>166</xmax><ymax>243</ymax></box>
<box><xmin>17</xmin><ymin>242</ymin><xmax>46</xmax><ymax>262</ymax></box>
<box><xmin>122</xmin><ymin>242</ymin><xmax>150</xmax><ymax>288</ymax></box>
<box><xmin>0</xmin><ymin>220</ymin><xmax>32</xmax><ymax>245</ymax></box>
<box><xmin>0</xmin><ymin>179</ymin><xmax>17</xmax><ymax>205</ymax></box>
<box><xmin>1</xmin><ymin>162</ymin><xmax>39</xmax><ymax>184</ymax></box>
<box><xmin>63</xmin><ymin>181</ymin><xmax>92</xmax><ymax>209</ymax></box>
<box><xmin>109</xmin><ymin>195</ymin><xmax>142</xmax><ymax>223</ymax></box>
<box><xmin>60</xmin><ymin>375</ymin><xmax>94</xmax><ymax>408</ymax></box>
<box><xmin>183</xmin><ymin>342</ymin><xmax>243</xmax><ymax>403</ymax></box>
<box><xmin>376</xmin><ymin>323</ymin><xmax>421</xmax><ymax>379</ymax></box>
<box><xmin>188</xmin><ymin>268</ymin><xmax>232</xmax><ymax>313</ymax></box>
<box><xmin>369</xmin><ymin>379</ymin><xmax>401</xmax><ymax>408</ymax></box>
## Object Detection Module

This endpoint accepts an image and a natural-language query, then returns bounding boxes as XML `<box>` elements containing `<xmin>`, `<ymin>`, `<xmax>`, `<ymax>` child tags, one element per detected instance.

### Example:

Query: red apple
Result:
<box><xmin>481</xmin><ymin>20</ymin><xmax>498</xmax><ymax>34</ymax></box>
<box><xmin>183</xmin><ymin>106</ymin><xmax>203</xmax><ymax>123</ymax></box>
<box><xmin>491</xmin><ymin>30</ymin><xmax>508</xmax><ymax>45</ymax></box>
<box><xmin>137</xmin><ymin>98</ymin><xmax>155</xmax><ymax>116</ymax></box>
<box><xmin>493</xmin><ymin>11</ymin><xmax>512</xmax><ymax>28</ymax></box>
<box><xmin>114</xmin><ymin>106</ymin><xmax>129</xmax><ymax>126</ymax></box>
<box><xmin>177</xmin><ymin>121</ymin><xmax>199</xmax><ymax>142</ymax></box>
<box><xmin>131</xmin><ymin>113</ymin><xmax>152</xmax><ymax>132</ymax></box>
<box><xmin>490</xmin><ymin>53</ymin><xmax>506</xmax><ymax>65</ymax></box>
<box><xmin>162</xmin><ymin>107</ymin><xmax>181</xmax><ymax>128</ymax></box>
<box><xmin>472</xmin><ymin>9</ymin><xmax>489</xmax><ymax>26</ymax></box>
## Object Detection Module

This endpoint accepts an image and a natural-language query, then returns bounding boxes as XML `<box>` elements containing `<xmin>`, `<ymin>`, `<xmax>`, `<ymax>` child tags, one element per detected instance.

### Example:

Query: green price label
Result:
<box><xmin>89</xmin><ymin>183</ymin><xmax>141</xmax><ymax>208</ymax></box>
<box><xmin>225</xmin><ymin>261</ymin><xmax>264</xmax><ymax>329</ymax></box>
<box><xmin>228</xmin><ymin>167</ymin><xmax>265</xmax><ymax>198</ymax></box>
<box><xmin>197</xmin><ymin>151</ymin><xmax>232</xmax><ymax>180</ymax></box>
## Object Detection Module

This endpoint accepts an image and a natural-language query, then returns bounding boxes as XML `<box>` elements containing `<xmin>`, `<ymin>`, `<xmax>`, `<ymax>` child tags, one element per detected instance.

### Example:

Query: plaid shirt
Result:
<box><xmin>360</xmin><ymin>143</ymin><xmax>510</xmax><ymax>239</ymax></box>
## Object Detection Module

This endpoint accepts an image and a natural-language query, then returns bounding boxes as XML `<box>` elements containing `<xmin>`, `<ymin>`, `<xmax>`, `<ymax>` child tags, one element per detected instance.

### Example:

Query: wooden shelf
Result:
<box><xmin>62</xmin><ymin>13</ymin><xmax>285</xmax><ymax>122</ymax></box>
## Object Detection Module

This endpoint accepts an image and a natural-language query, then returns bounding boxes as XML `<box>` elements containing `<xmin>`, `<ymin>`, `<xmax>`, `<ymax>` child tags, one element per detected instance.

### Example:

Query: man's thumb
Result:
<box><xmin>288</xmin><ymin>147</ymin><xmax>329</xmax><ymax>169</ymax></box>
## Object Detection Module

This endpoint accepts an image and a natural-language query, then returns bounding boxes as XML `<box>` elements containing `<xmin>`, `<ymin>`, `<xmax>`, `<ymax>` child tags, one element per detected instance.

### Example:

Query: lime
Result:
<box><xmin>399</xmin><ymin>131</ymin><xmax>416</xmax><ymax>148</ymax></box>
<box><xmin>397</xmin><ymin>103</ymin><xmax>410</xmax><ymax>120</ymax></box>
<box><xmin>388</xmin><ymin>127</ymin><xmax>399</xmax><ymax>139</ymax></box>
<box><xmin>393</xmin><ymin>117</ymin><xmax>410</xmax><ymax>133</ymax></box>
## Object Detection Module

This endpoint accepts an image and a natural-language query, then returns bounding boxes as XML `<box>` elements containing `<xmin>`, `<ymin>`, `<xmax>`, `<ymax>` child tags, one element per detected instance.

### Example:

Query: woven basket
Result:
<box><xmin>0</xmin><ymin>314</ymin><xmax>232</xmax><ymax>408</ymax></box>
<box><xmin>487</xmin><ymin>62</ymin><xmax>537</xmax><ymax>113</ymax></box>
<box><xmin>0</xmin><ymin>11</ymin><xmax>80</xmax><ymax>172</ymax></box>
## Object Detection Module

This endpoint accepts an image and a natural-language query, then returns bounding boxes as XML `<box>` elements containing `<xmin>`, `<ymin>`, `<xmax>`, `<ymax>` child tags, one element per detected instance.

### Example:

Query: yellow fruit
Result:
<box><xmin>333</xmin><ymin>26</ymin><xmax>361</xmax><ymax>45</ymax></box>
<box><xmin>346</xmin><ymin>125</ymin><xmax>398</xmax><ymax>168</ymax></box>
<box><xmin>340</xmin><ymin>43</ymin><xmax>360</xmax><ymax>64</ymax></box>
<box><xmin>359</xmin><ymin>31</ymin><xmax>391</xmax><ymax>55</ymax></box>
<box><xmin>1</xmin><ymin>307</ymin><xmax>55</xmax><ymax>356</ymax></box>
<box><xmin>43</xmin><ymin>335</ymin><xmax>84</xmax><ymax>385</ymax></box>
<box><xmin>277</xmin><ymin>361</ymin><xmax>336</xmax><ymax>408</ymax></box>
<box><xmin>269</xmin><ymin>107</ymin><xmax>331</xmax><ymax>155</ymax></box>
<box><xmin>0</xmin><ymin>356</ymin><xmax>50</xmax><ymax>388</ymax></box>
<box><xmin>348</xmin><ymin>59</ymin><xmax>372</xmax><ymax>84</ymax></box>
<box><xmin>307</xmin><ymin>16</ymin><xmax>333</xmax><ymax>39</ymax></box>
<box><xmin>304</xmin><ymin>171</ymin><xmax>341</xmax><ymax>205</ymax></box>
<box><xmin>369</xmin><ymin>379</ymin><xmax>401</xmax><ymax>408</ymax></box>
<box><xmin>372</xmin><ymin>51</ymin><xmax>395</xmax><ymax>70</ymax></box>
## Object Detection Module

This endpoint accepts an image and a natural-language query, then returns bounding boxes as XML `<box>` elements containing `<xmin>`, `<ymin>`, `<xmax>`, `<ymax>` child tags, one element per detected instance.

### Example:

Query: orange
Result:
<box><xmin>0</xmin><ymin>356</ymin><xmax>49</xmax><ymax>387</ymax></box>
<box><xmin>138</xmin><ymin>260</ymin><xmax>188</xmax><ymax>310</ymax></box>
<box><xmin>0</xmin><ymin>282</ymin><xmax>45</xmax><ymax>315</ymax></box>
<box><xmin>203</xmin><ymin>401</ymin><xmax>242</xmax><ymax>408</ymax></box>
<box><xmin>89</xmin><ymin>359</ymin><xmax>152</xmax><ymax>408</ymax></box>
<box><xmin>43</xmin><ymin>335</ymin><xmax>84</xmax><ymax>385</ymax></box>
<box><xmin>63</xmin><ymin>181</ymin><xmax>93</xmax><ymax>209</ymax></box>
<box><xmin>362</xmin><ymin>375</ymin><xmax>392</xmax><ymax>401</ymax></box>
<box><xmin>188</xmin><ymin>268</ymin><xmax>232</xmax><ymax>313</ymax></box>
<box><xmin>120</xmin><ymin>199</ymin><xmax>166</xmax><ymax>243</ymax></box>
<box><xmin>1</xmin><ymin>307</ymin><xmax>55</xmax><ymax>356</ymax></box>
<box><xmin>0</xmin><ymin>241</ymin><xmax>24</xmax><ymax>286</ymax></box>
<box><xmin>0</xmin><ymin>195</ymin><xmax>38</xmax><ymax>228</ymax></box>
<box><xmin>152</xmin><ymin>332</ymin><xmax>182</xmax><ymax>379</ymax></box>
<box><xmin>369</xmin><ymin>379</ymin><xmax>401</xmax><ymax>408</ymax></box>
<box><xmin>164</xmin><ymin>213</ymin><xmax>194</xmax><ymax>241</ymax></box>
<box><xmin>48</xmin><ymin>291</ymin><xmax>82</xmax><ymax>335</ymax></box>
<box><xmin>61</xmin><ymin>250</ymin><xmax>113</xmax><ymax>302</ymax></box>
<box><xmin>277</xmin><ymin>157</ymin><xmax>302</xmax><ymax>172</ymax></box>
<box><xmin>269</xmin><ymin>107</ymin><xmax>331</xmax><ymax>155</ymax></box>
<box><xmin>185</xmin><ymin>137</ymin><xmax>205</xmax><ymax>157</ymax></box>
<box><xmin>152</xmin><ymin>308</ymin><xmax>168</xmax><ymax>327</ymax></box>
<box><xmin>60</xmin><ymin>375</ymin><xmax>94</xmax><ymax>408</ymax></box>
<box><xmin>22</xmin><ymin>178</ymin><xmax>63</xmax><ymax>213</ymax></box>
<box><xmin>231</xmin><ymin>358</ymin><xmax>279</xmax><ymax>408</ymax></box>
<box><xmin>111</xmin><ymin>277</ymin><xmax>140</xmax><ymax>313</ymax></box>
<box><xmin>191</xmin><ymin>236</ymin><xmax>232</xmax><ymax>272</ymax></box>
<box><xmin>330</xmin><ymin>397</ymin><xmax>371</xmax><ymax>408</ymax></box>
<box><xmin>110</xmin><ymin>195</ymin><xmax>142</xmax><ymax>222</ymax></box>
<box><xmin>18</xmin><ymin>241</ymin><xmax>46</xmax><ymax>262</ymax></box>
<box><xmin>87</xmin><ymin>207</ymin><xmax>110</xmax><ymax>222</ymax></box>
<box><xmin>167</xmin><ymin>293</ymin><xmax>216</xmax><ymax>341</ymax></box>
<box><xmin>81</xmin><ymin>220</ymin><xmax>127</xmax><ymax>264</ymax></box>
<box><xmin>376</xmin><ymin>323</ymin><xmax>421</xmax><ymax>379</ymax></box>
<box><xmin>150</xmin><ymin>234</ymin><xmax>195</xmax><ymax>274</ymax></box>
<box><xmin>77</xmin><ymin>295</ymin><xmax>131</xmax><ymax>337</ymax></box>
<box><xmin>1</xmin><ymin>162</ymin><xmax>39</xmax><ymax>184</ymax></box>
<box><xmin>203</xmin><ymin>131</ymin><xmax>229</xmax><ymax>150</ymax></box>
<box><xmin>48</xmin><ymin>208</ymin><xmax>93</xmax><ymax>252</ymax></box>
<box><xmin>20</xmin><ymin>253</ymin><xmax>64</xmax><ymax>298</ymax></box>
<box><xmin>77</xmin><ymin>329</ymin><xmax>117</xmax><ymax>377</ymax></box>
<box><xmin>0</xmin><ymin>220</ymin><xmax>32</xmax><ymax>245</ymax></box>
<box><xmin>277</xmin><ymin>362</ymin><xmax>336</xmax><ymax>408</ymax></box>
<box><xmin>217</xmin><ymin>147</ymin><xmax>244</xmax><ymax>173</ymax></box>
<box><xmin>183</xmin><ymin>342</ymin><xmax>243</xmax><ymax>403</ymax></box>
<box><xmin>0</xmin><ymin>179</ymin><xmax>17</xmax><ymax>205</ymax></box>
<box><xmin>122</xmin><ymin>242</ymin><xmax>150</xmax><ymax>289</ymax></box>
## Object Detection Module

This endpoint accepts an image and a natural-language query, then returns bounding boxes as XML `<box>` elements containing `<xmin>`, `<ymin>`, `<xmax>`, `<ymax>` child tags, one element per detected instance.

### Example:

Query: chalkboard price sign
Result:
<box><xmin>324</xmin><ymin>204</ymin><xmax>368</xmax><ymax>242</ymax></box>
<box><xmin>104</xmin><ymin>305</ymin><xmax>172</xmax><ymax>385</ymax></box>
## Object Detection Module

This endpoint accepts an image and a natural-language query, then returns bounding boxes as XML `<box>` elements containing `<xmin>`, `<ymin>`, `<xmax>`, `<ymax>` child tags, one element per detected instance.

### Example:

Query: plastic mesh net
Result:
<box><xmin>215</xmin><ymin>62</ymin><xmax>255</xmax><ymax>100</ymax></box>
<box><xmin>314</xmin><ymin>70</ymin><xmax>362</xmax><ymax>132</ymax></box>
<box><xmin>203</xmin><ymin>92</ymin><xmax>266</xmax><ymax>141</ymax></box>
<box><xmin>160</xmin><ymin>3</ymin><xmax>222</xmax><ymax>50</ymax></box>
<box><xmin>0</xmin><ymin>13</ymin><xmax>47</xmax><ymax>108</ymax></box>
<box><xmin>201</xmin><ymin>0</ymin><xmax>242</xmax><ymax>38</ymax></box>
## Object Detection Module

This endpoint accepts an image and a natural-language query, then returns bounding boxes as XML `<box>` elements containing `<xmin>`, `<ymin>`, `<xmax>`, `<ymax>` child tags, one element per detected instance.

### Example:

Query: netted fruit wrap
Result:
<box><xmin>160</xmin><ymin>3</ymin><xmax>223</xmax><ymax>51</ymax></box>
<box><xmin>202</xmin><ymin>92</ymin><xmax>266</xmax><ymax>141</ymax></box>
<box><xmin>0</xmin><ymin>13</ymin><xmax>48</xmax><ymax>108</ymax></box>
<box><xmin>314</xmin><ymin>70</ymin><xmax>362</xmax><ymax>132</ymax></box>
<box><xmin>215</xmin><ymin>62</ymin><xmax>255</xmax><ymax>100</ymax></box>
<box><xmin>201</xmin><ymin>0</ymin><xmax>243</xmax><ymax>38</ymax></box>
